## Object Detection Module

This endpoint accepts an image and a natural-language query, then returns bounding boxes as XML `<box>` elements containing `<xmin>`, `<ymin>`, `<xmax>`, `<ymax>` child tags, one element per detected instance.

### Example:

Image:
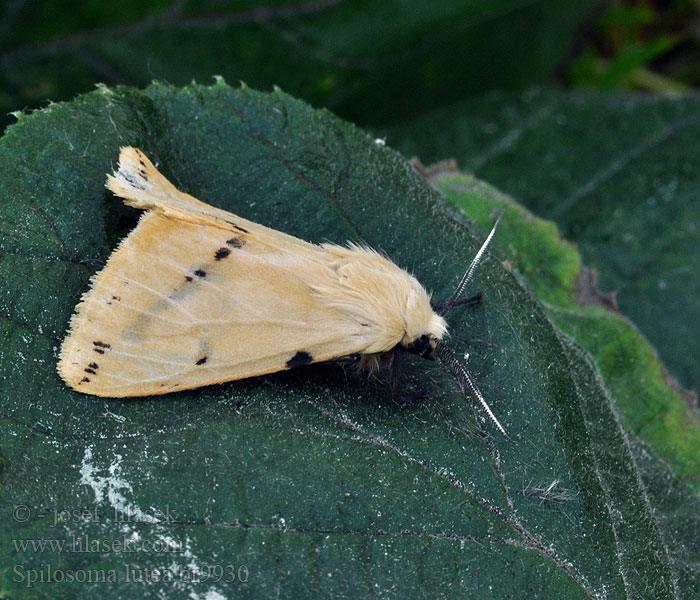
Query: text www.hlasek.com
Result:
<box><xmin>13</xmin><ymin>533</ymin><xmax>184</xmax><ymax>554</ymax></box>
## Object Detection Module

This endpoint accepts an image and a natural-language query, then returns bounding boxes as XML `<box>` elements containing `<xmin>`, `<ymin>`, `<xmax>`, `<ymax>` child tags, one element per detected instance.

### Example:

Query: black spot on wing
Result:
<box><xmin>214</xmin><ymin>247</ymin><xmax>231</xmax><ymax>260</ymax></box>
<box><xmin>223</xmin><ymin>220</ymin><xmax>250</xmax><ymax>234</ymax></box>
<box><xmin>194</xmin><ymin>269</ymin><xmax>206</xmax><ymax>278</ymax></box>
<box><xmin>226</xmin><ymin>237</ymin><xmax>245</xmax><ymax>248</ymax></box>
<box><xmin>196</xmin><ymin>356</ymin><xmax>208</xmax><ymax>365</ymax></box>
<box><xmin>80</xmin><ymin>377</ymin><xmax>90</xmax><ymax>383</ymax></box>
<box><xmin>84</xmin><ymin>368</ymin><xmax>96</xmax><ymax>375</ymax></box>
<box><xmin>92</xmin><ymin>341</ymin><xmax>110</xmax><ymax>355</ymax></box>
<box><xmin>122</xmin><ymin>172</ymin><xmax>146</xmax><ymax>190</ymax></box>
<box><xmin>185</xmin><ymin>275</ymin><xmax>193</xmax><ymax>282</ymax></box>
<box><xmin>286</xmin><ymin>351</ymin><xmax>313</xmax><ymax>369</ymax></box>
<box><xmin>88</xmin><ymin>362</ymin><xmax>99</xmax><ymax>369</ymax></box>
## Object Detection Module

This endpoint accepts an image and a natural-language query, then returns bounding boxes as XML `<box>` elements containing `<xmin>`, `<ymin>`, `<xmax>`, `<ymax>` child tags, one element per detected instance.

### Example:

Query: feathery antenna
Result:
<box><xmin>437</xmin><ymin>213</ymin><xmax>502</xmax><ymax>316</ymax></box>
<box><xmin>434</xmin><ymin>340</ymin><xmax>507</xmax><ymax>436</ymax></box>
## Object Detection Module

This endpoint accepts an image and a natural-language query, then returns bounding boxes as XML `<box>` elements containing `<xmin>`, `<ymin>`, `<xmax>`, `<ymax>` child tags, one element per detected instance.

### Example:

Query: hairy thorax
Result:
<box><xmin>313</xmin><ymin>243</ymin><xmax>447</xmax><ymax>354</ymax></box>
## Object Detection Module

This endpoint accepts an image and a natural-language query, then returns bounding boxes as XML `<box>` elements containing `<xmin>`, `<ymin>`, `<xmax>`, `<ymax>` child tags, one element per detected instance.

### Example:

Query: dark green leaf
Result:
<box><xmin>429</xmin><ymin>173</ymin><xmax>700</xmax><ymax>490</ymax></box>
<box><xmin>384</xmin><ymin>89</ymin><xmax>700</xmax><ymax>401</ymax></box>
<box><xmin>0</xmin><ymin>82</ymin><xmax>696</xmax><ymax>599</ymax></box>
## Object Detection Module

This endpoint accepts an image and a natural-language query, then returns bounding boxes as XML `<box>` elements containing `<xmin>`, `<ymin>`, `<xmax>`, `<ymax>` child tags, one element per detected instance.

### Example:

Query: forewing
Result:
<box><xmin>58</xmin><ymin>212</ymin><xmax>369</xmax><ymax>397</ymax></box>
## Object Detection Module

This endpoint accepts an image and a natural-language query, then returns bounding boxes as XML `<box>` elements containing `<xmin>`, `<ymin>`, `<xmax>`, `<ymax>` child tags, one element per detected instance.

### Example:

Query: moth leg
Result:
<box><xmin>432</xmin><ymin>292</ymin><xmax>483</xmax><ymax>313</ymax></box>
<box><xmin>452</xmin><ymin>291</ymin><xmax>483</xmax><ymax>307</ymax></box>
<box><xmin>391</xmin><ymin>345</ymin><xmax>428</xmax><ymax>404</ymax></box>
<box><xmin>394</xmin><ymin>388</ymin><xmax>429</xmax><ymax>404</ymax></box>
<box><xmin>391</xmin><ymin>345</ymin><xmax>405</xmax><ymax>400</ymax></box>
<box><xmin>330</xmin><ymin>353</ymin><xmax>362</xmax><ymax>365</ymax></box>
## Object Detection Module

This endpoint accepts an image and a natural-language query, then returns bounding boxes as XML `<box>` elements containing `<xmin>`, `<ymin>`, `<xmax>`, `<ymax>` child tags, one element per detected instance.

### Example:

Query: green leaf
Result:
<box><xmin>1</xmin><ymin>82</ymin><xmax>697</xmax><ymax>599</ymax></box>
<box><xmin>430</xmin><ymin>172</ymin><xmax>700</xmax><ymax>489</ymax></box>
<box><xmin>0</xmin><ymin>0</ymin><xmax>600</xmax><ymax>133</ymax></box>
<box><xmin>599</xmin><ymin>5</ymin><xmax>656</xmax><ymax>28</ymax></box>
<box><xmin>570</xmin><ymin>36</ymin><xmax>682</xmax><ymax>89</ymax></box>
<box><xmin>383</xmin><ymin>89</ymin><xmax>700</xmax><ymax>402</ymax></box>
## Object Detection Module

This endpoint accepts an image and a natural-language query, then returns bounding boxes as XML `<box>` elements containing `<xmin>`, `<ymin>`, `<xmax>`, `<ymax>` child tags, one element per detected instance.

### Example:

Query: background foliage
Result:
<box><xmin>0</xmin><ymin>1</ymin><xmax>698</xmax><ymax>599</ymax></box>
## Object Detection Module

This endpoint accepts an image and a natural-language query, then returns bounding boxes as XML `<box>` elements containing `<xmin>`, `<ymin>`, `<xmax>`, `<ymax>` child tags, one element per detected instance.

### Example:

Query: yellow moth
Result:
<box><xmin>58</xmin><ymin>147</ymin><xmax>505</xmax><ymax>434</ymax></box>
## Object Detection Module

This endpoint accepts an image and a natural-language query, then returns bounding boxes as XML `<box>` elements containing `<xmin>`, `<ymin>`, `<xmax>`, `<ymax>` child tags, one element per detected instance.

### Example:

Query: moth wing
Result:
<box><xmin>58</xmin><ymin>149</ymin><xmax>372</xmax><ymax>397</ymax></box>
<box><xmin>58</xmin><ymin>211</ymin><xmax>373</xmax><ymax>397</ymax></box>
<box><xmin>105</xmin><ymin>147</ymin><xmax>314</xmax><ymax>255</ymax></box>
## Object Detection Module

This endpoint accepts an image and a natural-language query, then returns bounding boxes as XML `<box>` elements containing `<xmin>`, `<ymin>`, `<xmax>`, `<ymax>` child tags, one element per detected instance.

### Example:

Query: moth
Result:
<box><xmin>58</xmin><ymin>147</ymin><xmax>505</xmax><ymax>434</ymax></box>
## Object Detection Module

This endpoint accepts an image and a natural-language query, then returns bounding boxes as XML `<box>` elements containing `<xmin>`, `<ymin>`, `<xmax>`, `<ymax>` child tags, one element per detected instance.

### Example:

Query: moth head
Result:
<box><xmin>400</xmin><ymin>277</ymin><xmax>447</xmax><ymax>359</ymax></box>
<box><xmin>403</xmin><ymin>333</ymin><xmax>438</xmax><ymax>360</ymax></box>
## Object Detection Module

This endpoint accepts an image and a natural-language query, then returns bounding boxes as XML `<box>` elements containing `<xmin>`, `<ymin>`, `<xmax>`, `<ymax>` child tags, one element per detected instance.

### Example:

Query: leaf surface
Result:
<box><xmin>385</xmin><ymin>89</ymin><xmax>700</xmax><ymax>401</ymax></box>
<box><xmin>0</xmin><ymin>82</ymin><xmax>696</xmax><ymax>599</ymax></box>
